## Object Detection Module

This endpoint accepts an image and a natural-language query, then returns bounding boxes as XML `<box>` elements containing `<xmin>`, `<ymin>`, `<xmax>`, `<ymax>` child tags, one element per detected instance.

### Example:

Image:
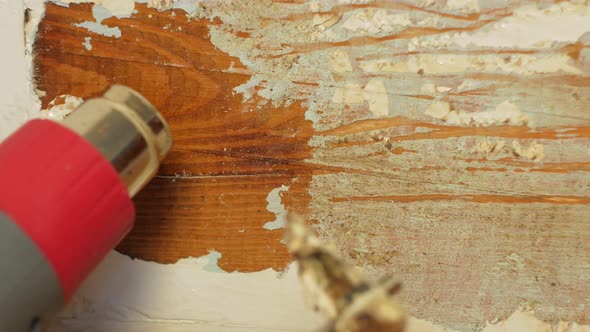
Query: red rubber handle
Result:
<box><xmin>0</xmin><ymin>119</ymin><xmax>135</xmax><ymax>298</ymax></box>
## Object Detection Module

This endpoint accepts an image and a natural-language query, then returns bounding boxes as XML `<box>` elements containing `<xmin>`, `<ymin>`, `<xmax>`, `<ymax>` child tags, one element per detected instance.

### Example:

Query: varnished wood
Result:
<box><xmin>35</xmin><ymin>2</ymin><xmax>312</xmax><ymax>271</ymax></box>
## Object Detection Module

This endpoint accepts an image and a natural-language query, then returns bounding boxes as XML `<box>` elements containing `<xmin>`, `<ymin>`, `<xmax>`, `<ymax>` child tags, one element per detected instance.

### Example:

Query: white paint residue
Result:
<box><xmin>263</xmin><ymin>185</ymin><xmax>290</xmax><ymax>230</ymax></box>
<box><xmin>407</xmin><ymin>316</ymin><xmax>457</xmax><ymax>332</ymax></box>
<box><xmin>512</xmin><ymin>140</ymin><xmax>545</xmax><ymax>161</ymax></box>
<box><xmin>40</xmin><ymin>95</ymin><xmax>84</xmax><ymax>120</ymax></box>
<box><xmin>0</xmin><ymin>0</ymin><xmax>42</xmax><ymax>140</ymax></box>
<box><xmin>446</xmin><ymin>0</ymin><xmax>479</xmax><ymax>13</ymax></box>
<box><xmin>426</xmin><ymin>100</ymin><xmax>529</xmax><ymax>127</ymax></box>
<box><xmin>312</xmin><ymin>12</ymin><xmax>341</xmax><ymax>32</ymax></box>
<box><xmin>454</xmin><ymin>3</ymin><xmax>590</xmax><ymax>48</ymax></box>
<box><xmin>332</xmin><ymin>80</ymin><xmax>390</xmax><ymax>117</ymax></box>
<box><xmin>473</xmin><ymin>138</ymin><xmax>545</xmax><ymax>161</ymax></box>
<box><xmin>201</xmin><ymin>250</ymin><xmax>225</xmax><ymax>273</ymax></box>
<box><xmin>233</xmin><ymin>75</ymin><xmax>263</xmax><ymax>101</ymax></box>
<box><xmin>330</xmin><ymin>50</ymin><xmax>353</xmax><ymax>73</ymax></box>
<box><xmin>74</xmin><ymin>4</ymin><xmax>123</xmax><ymax>38</ymax></box>
<box><xmin>362</xmin><ymin>79</ymin><xmax>389</xmax><ymax>117</ymax></box>
<box><xmin>425</xmin><ymin>101</ymin><xmax>451</xmax><ymax>120</ymax></box>
<box><xmin>24</xmin><ymin>0</ymin><xmax>45</xmax><ymax>118</ymax></box>
<box><xmin>332</xmin><ymin>82</ymin><xmax>364</xmax><ymax>104</ymax></box>
<box><xmin>57</xmin><ymin>0</ymin><xmax>135</xmax><ymax>17</ymax></box>
<box><xmin>482</xmin><ymin>310</ymin><xmax>551</xmax><ymax>332</ymax></box>
<box><xmin>420</xmin><ymin>83</ymin><xmax>437</xmax><ymax>96</ymax></box>
<box><xmin>436</xmin><ymin>86</ymin><xmax>452</xmax><ymax>93</ymax></box>
<box><xmin>49</xmin><ymin>251</ymin><xmax>323</xmax><ymax>332</ymax></box>
<box><xmin>361</xmin><ymin>54</ymin><xmax>583</xmax><ymax>75</ymax></box>
<box><xmin>147</xmin><ymin>0</ymin><xmax>173</xmax><ymax>11</ymax></box>
<box><xmin>341</xmin><ymin>9</ymin><xmax>412</xmax><ymax>36</ymax></box>
<box><xmin>82</xmin><ymin>36</ymin><xmax>93</xmax><ymax>50</ymax></box>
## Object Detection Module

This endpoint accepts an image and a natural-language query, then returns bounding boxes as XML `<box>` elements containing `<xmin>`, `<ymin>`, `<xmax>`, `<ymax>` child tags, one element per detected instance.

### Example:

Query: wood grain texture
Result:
<box><xmin>34</xmin><ymin>0</ymin><xmax>590</xmax><ymax>330</ymax></box>
<box><xmin>35</xmin><ymin>2</ymin><xmax>312</xmax><ymax>271</ymax></box>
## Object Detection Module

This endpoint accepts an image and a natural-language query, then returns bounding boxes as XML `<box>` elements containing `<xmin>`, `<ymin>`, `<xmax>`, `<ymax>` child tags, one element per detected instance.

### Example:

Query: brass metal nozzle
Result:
<box><xmin>62</xmin><ymin>85</ymin><xmax>173</xmax><ymax>197</ymax></box>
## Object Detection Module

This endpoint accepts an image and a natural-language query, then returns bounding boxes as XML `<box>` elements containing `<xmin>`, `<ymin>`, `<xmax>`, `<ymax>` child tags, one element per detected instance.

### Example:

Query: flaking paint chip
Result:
<box><xmin>330</xmin><ymin>50</ymin><xmax>354</xmax><ymax>73</ymax></box>
<box><xmin>362</xmin><ymin>79</ymin><xmax>389</xmax><ymax>117</ymax></box>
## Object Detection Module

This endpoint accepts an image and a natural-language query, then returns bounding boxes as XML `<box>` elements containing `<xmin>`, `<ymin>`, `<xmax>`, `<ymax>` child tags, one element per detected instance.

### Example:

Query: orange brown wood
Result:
<box><xmin>35</xmin><ymin>2</ymin><xmax>311</xmax><ymax>271</ymax></box>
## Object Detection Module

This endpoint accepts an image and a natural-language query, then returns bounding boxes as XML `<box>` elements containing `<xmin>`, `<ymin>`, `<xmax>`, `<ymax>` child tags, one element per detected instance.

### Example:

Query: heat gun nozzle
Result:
<box><xmin>61</xmin><ymin>85</ymin><xmax>173</xmax><ymax>197</ymax></box>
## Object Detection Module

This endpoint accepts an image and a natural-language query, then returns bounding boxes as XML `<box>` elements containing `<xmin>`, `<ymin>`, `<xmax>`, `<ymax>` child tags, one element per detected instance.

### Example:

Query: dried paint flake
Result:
<box><xmin>331</xmin><ymin>50</ymin><xmax>353</xmax><ymax>73</ymax></box>
<box><xmin>263</xmin><ymin>185</ymin><xmax>290</xmax><ymax>230</ymax></box>
<box><xmin>201</xmin><ymin>250</ymin><xmax>226</xmax><ymax>273</ymax></box>
<box><xmin>420</xmin><ymin>83</ymin><xmax>437</xmax><ymax>96</ymax></box>
<box><xmin>473</xmin><ymin>138</ymin><xmax>545</xmax><ymax>161</ymax></box>
<box><xmin>82</xmin><ymin>36</ymin><xmax>93</xmax><ymax>50</ymax></box>
<box><xmin>454</xmin><ymin>3</ymin><xmax>590</xmax><ymax>48</ymax></box>
<box><xmin>446</xmin><ymin>0</ymin><xmax>479</xmax><ymax>13</ymax></box>
<box><xmin>332</xmin><ymin>82</ymin><xmax>364</xmax><ymax>104</ymax></box>
<box><xmin>147</xmin><ymin>0</ymin><xmax>173</xmax><ymax>11</ymax></box>
<box><xmin>74</xmin><ymin>5</ymin><xmax>122</xmax><ymax>38</ymax></box>
<box><xmin>482</xmin><ymin>310</ymin><xmax>551</xmax><ymax>332</ymax></box>
<box><xmin>313</xmin><ymin>12</ymin><xmax>342</xmax><ymax>32</ymax></box>
<box><xmin>341</xmin><ymin>9</ymin><xmax>412</xmax><ymax>36</ymax></box>
<box><xmin>362</xmin><ymin>79</ymin><xmax>389</xmax><ymax>117</ymax></box>
<box><xmin>425</xmin><ymin>100</ymin><xmax>528</xmax><ymax>127</ymax></box>
<box><xmin>57</xmin><ymin>0</ymin><xmax>135</xmax><ymax>16</ymax></box>
<box><xmin>40</xmin><ymin>95</ymin><xmax>84</xmax><ymax>120</ymax></box>
<box><xmin>424</xmin><ymin>101</ymin><xmax>450</xmax><ymax>120</ymax></box>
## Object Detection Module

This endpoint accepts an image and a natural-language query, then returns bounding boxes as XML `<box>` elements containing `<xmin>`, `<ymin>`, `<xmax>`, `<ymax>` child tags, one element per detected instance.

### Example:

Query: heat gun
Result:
<box><xmin>0</xmin><ymin>85</ymin><xmax>173</xmax><ymax>332</ymax></box>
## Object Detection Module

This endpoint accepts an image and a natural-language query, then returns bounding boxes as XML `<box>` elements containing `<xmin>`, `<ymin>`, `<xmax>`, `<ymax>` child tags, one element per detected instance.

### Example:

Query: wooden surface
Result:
<box><xmin>34</xmin><ymin>1</ymin><xmax>590</xmax><ymax>329</ymax></box>
<box><xmin>35</xmin><ymin>3</ymin><xmax>313</xmax><ymax>271</ymax></box>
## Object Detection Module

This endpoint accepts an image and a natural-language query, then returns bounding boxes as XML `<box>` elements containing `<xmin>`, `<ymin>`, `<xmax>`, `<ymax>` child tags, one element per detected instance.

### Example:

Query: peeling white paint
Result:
<box><xmin>473</xmin><ymin>138</ymin><xmax>545</xmax><ymax>161</ymax></box>
<box><xmin>146</xmin><ymin>0</ymin><xmax>200</xmax><ymax>16</ymax></box>
<box><xmin>74</xmin><ymin>5</ymin><xmax>123</xmax><ymax>38</ymax></box>
<box><xmin>82</xmin><ymin>36</ymin><xmax>93</xmax><ymax>50</ymax></box>
<box><xmin>425</xmin><ymin>100</ymin><xmax>529</xmax><ymax>128</ymax></box>
<box><xmin>201</xmin><ymin>250</ymin><xmax>225</xmax><ymax>273</ymax></box>
<box><xmin>454</xmin><ymin>3</ymin><xmax>590</xmax><ymax>48</ymax></box>
<box><xmin>362</xmin><ymin>79</ymin><xmax>389</xmax><ymax>117</ymax></box>
<box><xmin>330</xmin><ymin>50</ymin><xmax>353</xmax><ymax>73</ymax></box>
<box><xmin>48</xmin><ymin>251</ymin><xmax>323</xmax><ymax>332</ymax></box>
<box><xmin>46</xmin><ymin>251</ymin><xmax>585</xmax><ymax>332</ymax></box>
<box><xmin>331</xmin><ymin>82</ymin><xmax>364</xmax><ymax>104</ymax></box>
<box><xmin>446</xmin><ymin>0</ymin><xmax>479</xmax><ymax>13</ymax></box>
<box><xmin>263</xmin><ymin>185</ymin><xmax>289</xmax><ymax>230</ymax></box>
<box><xmin>40</xmin><ymin>95</ymin><xmax>84</xmax><ymax>120</ymax></box>
<box><xmin>0</xmin><ymin>0</ymin><xmax>43</xmax><ymax>140</ymax></box>
<box><xmin>341</xmin><ymin>9</ymin><xmax>411</xmax><ymax>36</ymax></box>
<box><xmin>56</xmin><ymin>0</ymin><xmax>135</xmax><ymax>17</ymax></box>
<box><xmin>420</xmin><ymin>83</ymin><xmax>437</xmax><ymax>96</ymax></box>
<box><xmin>360</xmin><ymin>54</ymin><xmax>583</xmax><ymax>75</ymax></box>
<box><xmin>424</xmin><ymin>101</ymin><xmax>451</xmax><ymax>120</ymax></box>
